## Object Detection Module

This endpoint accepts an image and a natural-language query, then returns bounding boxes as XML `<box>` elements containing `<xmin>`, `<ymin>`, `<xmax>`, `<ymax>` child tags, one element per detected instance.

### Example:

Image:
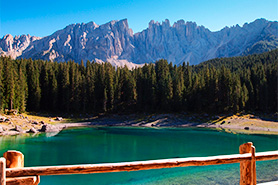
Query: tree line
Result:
<box><xmin>0</xmin><ymin>49</ymin><xmax>277</xmax><ymax>114</ymax></box>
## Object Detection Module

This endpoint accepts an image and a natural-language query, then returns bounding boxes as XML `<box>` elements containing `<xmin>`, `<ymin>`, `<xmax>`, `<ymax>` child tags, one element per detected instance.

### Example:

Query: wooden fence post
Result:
<box><xmin>0</xmin><ymin>158</ymin><xmax>6</xmax><ymax>185</ymax></box>
<box><xmin>251</xmin><ymin>146</ymin><xmax>256</xmax><ymax>185</ymax></box>
<box><xmin>4</xmin><ymin>151</ymin><xmax>40</xmax><ymax>185</ymax></box>
<box><xmin>239</xmin><ymin>142</ymin><xmax>256</xmax><ymax>185</ymax></box>
<box><xmin>3</xmin><ymin>151</ymin><xmax>24</xmax><ymax>169</ymax></box>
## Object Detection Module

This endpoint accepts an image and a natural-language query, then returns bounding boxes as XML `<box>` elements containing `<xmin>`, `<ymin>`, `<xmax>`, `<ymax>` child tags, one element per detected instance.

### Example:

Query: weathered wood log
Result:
<box><xmin>240</xmin><ymin>142</ymin><xmax>253</xmax><ymax>185</ymax></box>
<box><xmin>255</xmin><ymin>151</ymin><xmax>278</xmax><ymax>161</ymax></box>
<box><xmin>6</xmin><ymin>176</ymin><xmax>39</xmax><ymax>185</ymax></box>
<box><xmin>0</xmin><ymin>158</ymin><xmax>6</xmax><ymax>185</ymax></box>
<box><xmin>3</xmin><ymin>151</ymin><xmax>23</xmax><ymax>168</ymax></box>
<box><xmin>4</xmin><ymin>149</ymin><xmax>278</xmax><ymax>180</ymax></box>
<box><xmin>6</xmin><ymin>153</ymin><xmax>253</xmax><ymax>177</ymax></box>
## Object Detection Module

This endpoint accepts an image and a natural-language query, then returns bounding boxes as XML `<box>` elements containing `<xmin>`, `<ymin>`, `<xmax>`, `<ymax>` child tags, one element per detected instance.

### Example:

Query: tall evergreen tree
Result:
<box><xmin>40</xmin><ymin>62</ymin><xmax>50</xmax><ymax>110</ymax></box>
<box><xmin>172</xmin><ymin>65</ymin><xmax>184</xmax><ymax>110</ymax></box>
<box><xmin>3</xmin><ymin>58</ymin><xmax>15</xmax><ymax>110</ymax></box>
<box><xmin>26</xmin><ymin>59</ymin><xmax>41</xmax><ymax>111</ymax></box>
<box><xmin>104</xmin><ymin>63</ymin><xmax>115</xmax><ymax>111</ymax></box>
<box><xmin>48</xmin><ymin>64</ymin><xmax>58</xmax><ymax>111</ymax></box>
<box><xmin>0</xmin><ymin>57</ymin><xmax>4</xmax><ymax>111</ymax></box>
<box><xmin>58</xmin><ymin>63</ymin><xmax>70</xmax><ymax>112</ymax></box>
<box><xmin>155</xmin><ymin>60</ymin><xmax>173</xmax><ymax>110</ymax></box>
<box><xmin>15</xmin><ymin>61</ymin><xmax>28</xmax><ymax>112</ymax></box>
<box><xmin>85</xmin><ymin>61</ymin><xmax>95</xmax><ymax>112</ymax></box>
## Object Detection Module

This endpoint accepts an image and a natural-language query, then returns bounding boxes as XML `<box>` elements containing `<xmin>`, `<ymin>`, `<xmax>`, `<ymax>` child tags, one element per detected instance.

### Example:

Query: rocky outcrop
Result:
<box><xmin>40</xmin><ymin>124</ymin><xmax>61</xmax><ymax>133</ymax></box>
<box><xmin>1</xmin><ymin>18</ymin><xmax>277</xmax><ymax>66</ymax></box>
<box><xmin>0</xmin><ymin>126</ymin><xmax>4</xmax><ymax>133</ymax></box>
<box><xmin>14</xmin><ymin>125</ymin><xmax>23</xmax><ymax>133</ymax></box>
<box><xmin>0</xmin><ymin>34</ymin><xmax>41</xmax><ymax>59</ymax></box>
<box><xmin>32</xmin><ymin>121</ymin><xmax>39</xmax><ymax>125</ymax></box>
<box><xmin>28</xmin><ymin>127</ymin><xmax>37</xmax><ymax>133</ymax></box>
<box><xmin>132</xmin><ymin>19</ymin><xmax>278</xmax><ymax>65</ymax></box>
<box><xmin>0</xmin><ymin>114</ymin><xmax>67</xmax><ymax>136</ymax></box>
<box><xmin>20</xmin><ymin>19</ymin><xmax>139</xmax><ymax>69</ymax></box>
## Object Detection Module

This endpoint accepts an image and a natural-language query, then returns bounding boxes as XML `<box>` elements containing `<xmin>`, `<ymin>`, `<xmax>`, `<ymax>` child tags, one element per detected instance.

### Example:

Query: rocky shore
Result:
<box><xmin>59</xmin><ymin>113</ymin><xmax>278</xmax><ymax>135</ymax></box>
<box><xmin>1</xmin><ymin>113</ymin><xmax>277</xmax><ymax>136</ymax></box>
<box><xmin>0</xmin><ymin>114</ymin><xmax>64</xmax><ymax>136</ymax></box>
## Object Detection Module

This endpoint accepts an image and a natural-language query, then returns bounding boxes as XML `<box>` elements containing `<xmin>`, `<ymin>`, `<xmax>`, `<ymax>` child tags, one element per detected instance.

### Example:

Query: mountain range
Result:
<box><xmin>0</xmin><ymin>18</ymin><xmax>277</xmax><ymax>68</ymax></box>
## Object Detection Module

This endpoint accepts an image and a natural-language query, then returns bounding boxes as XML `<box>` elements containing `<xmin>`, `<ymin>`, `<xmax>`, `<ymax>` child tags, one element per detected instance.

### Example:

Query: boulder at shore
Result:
<box><xmin>14</xmin><ymin>125</ymin><xmax>23</xmax><ymax>133</ymax></box>
<box><xmin>40</xmin><ymin>124</ymin><xmax>61</xmax><ymax>133</ymax></box>
<box><xmin>28</xmin><ymin>127</ymin><xmax>37</xmax><ymax>133</ymax></box>
<box><xmin>0</xmin><ymin>126</ymin><xmax>4</xmax><ymax>133</ymax></box>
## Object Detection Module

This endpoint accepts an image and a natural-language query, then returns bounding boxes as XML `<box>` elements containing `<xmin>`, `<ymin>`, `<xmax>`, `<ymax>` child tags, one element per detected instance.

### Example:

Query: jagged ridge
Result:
<box><xmin>0</xmin><ymin>18</ymin><xmax>277</xmax><ymax>68</ymax></box>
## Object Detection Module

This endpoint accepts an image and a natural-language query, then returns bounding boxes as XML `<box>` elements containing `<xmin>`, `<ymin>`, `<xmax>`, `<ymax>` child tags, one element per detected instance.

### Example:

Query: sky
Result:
<box><xmin>0</xmin><ymin>0</ymin><xmax>277</xmax><ymax>38</ymax></box>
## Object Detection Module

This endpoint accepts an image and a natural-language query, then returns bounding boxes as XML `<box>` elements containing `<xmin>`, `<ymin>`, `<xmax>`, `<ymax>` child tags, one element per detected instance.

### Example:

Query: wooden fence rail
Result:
<box><xmin>1</xmin><ymin>142</ymin><xmax>278</xmax><ymax>185</ymax></box>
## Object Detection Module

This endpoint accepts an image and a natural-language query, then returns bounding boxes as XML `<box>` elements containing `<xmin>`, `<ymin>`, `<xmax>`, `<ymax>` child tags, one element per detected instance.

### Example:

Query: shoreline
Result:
<box><xmin>57</xmin><ymin>113</ymin><xmax>278</xmax><ymax>135</ymax></box>
<box><xmin>1</xmin><ymin>113</ymin><xmax>278</xmax><ymax>136</ymax></box>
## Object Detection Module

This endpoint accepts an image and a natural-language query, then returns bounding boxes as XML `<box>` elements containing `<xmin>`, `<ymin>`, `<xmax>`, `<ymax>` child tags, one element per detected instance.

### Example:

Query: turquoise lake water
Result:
<box><xmin>0</xmin><ymin>127</ymin><xmax>278</xmax><ymax>185</ymax></box>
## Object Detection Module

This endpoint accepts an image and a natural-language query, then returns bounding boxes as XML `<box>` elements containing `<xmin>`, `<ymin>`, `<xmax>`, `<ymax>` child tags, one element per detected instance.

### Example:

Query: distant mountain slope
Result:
<box><xmin>1</xmin><ymin>18</ymin><xmax>277</xmax><ymax>67</ymax></box>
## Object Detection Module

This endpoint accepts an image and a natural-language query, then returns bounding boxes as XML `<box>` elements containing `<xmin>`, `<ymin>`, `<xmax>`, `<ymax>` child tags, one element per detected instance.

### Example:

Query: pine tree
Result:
<box><xmin>172</xmin><ymin>65</ymin><xmax>184</xmax><ymax>110</ymax></box>
<box><xmin>241</xmin><ymin>83</ymin><xmax>249</xmax><ymax>109</ymax></box>
<box><xmin>231</xmin><ymin>75</ymin><xmax>241</xmax><ymax>112</ymax></box>
<box><xmin>118</xmin><ymin>66</ymin><xmax>137</xmax><ymax>111</ymax></box>
<box><xmin>3</xmin><ymin>58</ymin><xmax>15</xmax><ymax>110</ymax></box>
<box><xmin>218</xmin><ymin>66</ymin><xmax>232</xmax><ymax>112</ymax></box>
<box><xmin>104</xmin><ymin>63</ymin><xmax>114</xmax><ymax>111</ymax></box>
<box><xmin>94</xmin><ymin>64</ymin><xmax>106</xmax><ymax>112</ymax></box>
<box><xmin>48</xmin><ymin>64</ymin><xmax>58</xmax><ymax>111</ymax></box>
<box><xmin>183</xmin><ymin>62</ymin><xmax>192</xmax><ymax>110</ymax></box>
<box><xmin>85</xmin><ymin>61</ymin><xmax>95</xmax><ymax>112</ymax></box>
<box><xmin>134</xmin><ymin>67</ymin><xmax>143</xmax><ymax>110</ymax></box>
<box><xmin>149</xmin><ymin>64</ymin><xmax>157</xmax><ymax>110</ymax></box>
<box><xmin>0</xmin><ymin>57</ymin><xmax>4</xmax><ymax>111</ymax></box>
<box><xmin>40</xmin><ymin>62</ymin><xmax>50</xmax><ymax>110</ymax></box>
<box><xmin>155</xmin><ymin>60</ymin><xmax>173</xmax><ymax>110</ymax></box>
<box><xmin>26</xmin><ymin>59</ymin><xmax>41</xmax><ymax>111</ymax></box>
<box><xmin>58</xmin><ymin>63</ymin><xmax>70</xmax><ymax>112</ymax></box>
<box><xmin>15</xmin><ymin>60</ymin><xmax>28</xmax><ymax>112</ymax></box>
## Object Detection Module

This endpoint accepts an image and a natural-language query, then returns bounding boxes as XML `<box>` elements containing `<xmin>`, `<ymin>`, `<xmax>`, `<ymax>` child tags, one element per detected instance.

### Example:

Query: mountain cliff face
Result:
<box><xmin>1</xmin><ymin>18</ymin><xmax>277</xmax><ymax>67</ymax></box>
<box><xmin>0</xmin><ymin>34</ymin><xmax>41</xmax><ymax>59</ymax></box>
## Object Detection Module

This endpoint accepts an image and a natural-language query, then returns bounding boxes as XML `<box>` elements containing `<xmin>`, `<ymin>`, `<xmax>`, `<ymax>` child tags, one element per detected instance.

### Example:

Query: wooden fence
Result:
<box><xmin>1</xmin><ymin>142</ymin><xmax>278</xmax><ymax>185</ymax></box>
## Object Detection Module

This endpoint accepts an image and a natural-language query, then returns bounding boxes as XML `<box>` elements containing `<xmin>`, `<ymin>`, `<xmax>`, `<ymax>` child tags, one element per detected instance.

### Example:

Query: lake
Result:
<box><xmin>0</xmin><ymin>127</ymin><xmax>277</xmax><ymax>184</ymax></box>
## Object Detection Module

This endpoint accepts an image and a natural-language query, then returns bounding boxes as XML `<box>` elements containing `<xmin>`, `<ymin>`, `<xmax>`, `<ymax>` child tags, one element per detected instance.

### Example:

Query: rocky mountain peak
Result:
<box><xmin>162</xmin><ymin>19</ymin><xmax>171</xmax><ymax>27</ymax></box>
<box><xmin>3</xmin><ymin>34</ymin><xmax>13</xmax><ymax>40</ymax></box>
<box><xmin>0</xmin><ymin>18</ymin><xmax>277</xmax><ymax>68</ymax></box>
<box><xmin>148</xmin><ymin>20</ymin><xmax>161</xmax><ymax>28</ymax></box>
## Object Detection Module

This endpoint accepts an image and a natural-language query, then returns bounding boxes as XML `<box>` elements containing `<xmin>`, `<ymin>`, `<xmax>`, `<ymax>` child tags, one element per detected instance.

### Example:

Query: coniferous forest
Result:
<box><xmin>0</xmin><ymin>49</ymin><xmax>277</xmax><ymax>114</ymax></box>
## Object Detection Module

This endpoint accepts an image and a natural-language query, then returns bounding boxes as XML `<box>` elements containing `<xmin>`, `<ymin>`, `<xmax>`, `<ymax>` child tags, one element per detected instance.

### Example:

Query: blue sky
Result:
<box><xmin>0</xmin><ymin>0</ymin><xmax>277</xmax><ymax>37</ymax></box>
